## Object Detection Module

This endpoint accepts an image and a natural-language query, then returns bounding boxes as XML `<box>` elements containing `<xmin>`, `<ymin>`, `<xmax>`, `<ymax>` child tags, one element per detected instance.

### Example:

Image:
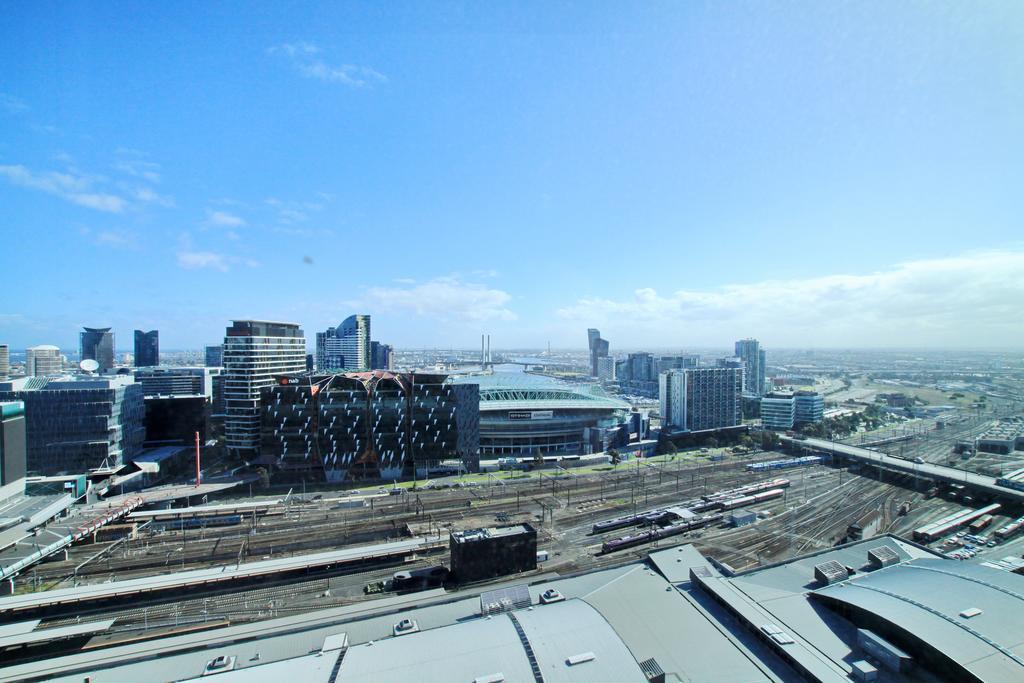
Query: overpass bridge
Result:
<box><xmin>780</xmin><ymin>435</ymin><xmax>1024</xmax><ymax>505</ymax></box>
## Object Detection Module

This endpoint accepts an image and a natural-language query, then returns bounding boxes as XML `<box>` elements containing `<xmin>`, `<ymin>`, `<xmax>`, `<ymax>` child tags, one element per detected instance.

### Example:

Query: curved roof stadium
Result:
<box><xmin>450</xmin><ymin>372</ymin><xmax>632</xmax><ymax>458</ymax></box>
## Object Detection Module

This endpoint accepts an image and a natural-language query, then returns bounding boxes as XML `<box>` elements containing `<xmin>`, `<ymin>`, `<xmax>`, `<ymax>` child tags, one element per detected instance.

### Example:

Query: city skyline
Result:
<box><xmin>2</xmin><ymin>3</ymin><xmax>1023</xmax><ymax>350</ymax></box>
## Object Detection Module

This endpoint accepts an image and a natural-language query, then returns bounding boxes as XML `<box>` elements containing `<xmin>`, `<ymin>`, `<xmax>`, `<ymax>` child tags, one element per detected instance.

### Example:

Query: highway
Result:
<box><xmin>781</xmin><ymin>436</ymin><xmax>1024</xmax><ymax>503</ymax></box>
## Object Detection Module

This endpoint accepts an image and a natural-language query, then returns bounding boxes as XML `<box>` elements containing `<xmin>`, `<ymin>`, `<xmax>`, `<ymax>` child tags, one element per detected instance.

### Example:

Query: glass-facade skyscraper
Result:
<box><xmin>734</xmin><ymin>338</ymin><xmax>766</xmax><ymax>397</ymax></box>
<box><xmin>204</xmin><ymin>344</ymin><xmax>223</xmax><ymax>367</ymax></box>
<box><xmin>315</xmin><ymin>315</ymin><xmax>371</xmax><ymax>371</ymax></box>
<box><xmin>134</xmin><ymin>329</ymin><xmax>159</xmax><ymax>367</ymax></box>
<box><xmin>587</xmin><ymin>328</ymin><xmax>609</xmax><ymax>377</ymax></box>
<box><xmin>80</xmin><ymin>327</ymin><xmax>115</xmax><ymax>371</ymax></box>
<box><xmin>223</xmin><ymin>320</ymin><xmax>306</xmax><ymax>459</ymax></box>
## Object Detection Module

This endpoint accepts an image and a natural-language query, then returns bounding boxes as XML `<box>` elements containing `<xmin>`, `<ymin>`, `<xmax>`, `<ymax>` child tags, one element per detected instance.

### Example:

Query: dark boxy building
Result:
<box><xmin>0</xmin><ymin>401</ymin><xmax>27</xmax><ymax>485</ymax></box>
<box><xmin>134</xmin><ymin>329</ymin><xmax>159</xmax><ymax>367</ymax></box>
<box><xmin>134</xmin><ymin>367</ymin><xmax>218</xmax><ymax>445</ymax></box>
<box><xmin>0</xmin><ymin>375</ymin><xmax>144</xmax><ymax>475</ymax></box>
<box><xmin>80</xmin><ymin>326</ymin><xmax>115</xmax><ymax>372</ymax></box>
<box><xmin>261</xmin><ymin>372</ymin><xmax>479</xmax><ymax>481</ymax></box>
<box><xmin>450</xmin><ymin>524</ymin><xmax>537</xmax><ymax>584</ymax></box>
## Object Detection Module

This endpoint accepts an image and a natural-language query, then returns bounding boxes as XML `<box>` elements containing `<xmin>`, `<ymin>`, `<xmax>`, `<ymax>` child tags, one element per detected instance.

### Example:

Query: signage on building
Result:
<box><xmin>508</xmin><ymin>410</ymin><xmax>554</xmax><ymax>420</ymax></box>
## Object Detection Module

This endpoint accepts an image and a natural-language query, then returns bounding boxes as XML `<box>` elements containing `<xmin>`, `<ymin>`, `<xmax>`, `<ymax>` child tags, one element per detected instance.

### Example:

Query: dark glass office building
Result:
<box><xmin>0</xmin><ymin>401</ymin><xmax>27</xmax><ymax>485</ymax></box>
<box><xmin>261</xmin><ymin>371</ymin><xmax>479</xmax><ymax>482</ymax></box>
<box><xmin>134</xmin><ymin>329</ymin><xmax>159</xmax><ymax>367</ymax></box>
<box><xmin>80</xmin><ymin>327</ymin><xmax>115</xmax><ymax>371</ymax></box>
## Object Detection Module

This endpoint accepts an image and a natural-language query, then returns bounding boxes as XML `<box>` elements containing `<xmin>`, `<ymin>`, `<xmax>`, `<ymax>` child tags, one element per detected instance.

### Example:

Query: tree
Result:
<box><xmin>256</xmin><ymin>467</ymin><xmax>270</xmax><ymax>490</ymax></box>
<box><xmin>608</xmin><ymin>448</ymin><xmax>621</xmax><ymax>468</ymax></box>
<box><xmin>705</xmin><ymin>437</ymin><xmax>719</xmax><ymax>449</ymax></box>
<box><xmin>760</xmin><ymin>431</ymin><xmax>780</xmax><ymax>451</ymax></box>
<box><xmin>533</xmin><ymin>452</ymin><xmax>545</xmax><ymax>469</ymax></box>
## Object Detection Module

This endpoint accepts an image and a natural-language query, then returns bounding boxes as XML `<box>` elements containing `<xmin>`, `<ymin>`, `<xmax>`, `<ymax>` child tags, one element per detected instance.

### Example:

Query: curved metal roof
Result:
<box><xmin>452</xmin><ymin>372</ymin><xmax>629</xmax><ymax>411</ymax></box>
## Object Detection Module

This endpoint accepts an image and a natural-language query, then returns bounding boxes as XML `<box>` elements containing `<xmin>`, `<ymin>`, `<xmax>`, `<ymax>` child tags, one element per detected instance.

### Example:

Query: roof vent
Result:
<box><xmin>959</xmin><ymin>607</ymin><xmax>983</xmax><ymax>619</ymax></box>
<box><xmin>566</xmin><ymin>652</ymin><xmax>595</xmax><ymax>666</ymax></box>
<box><xmin>814</xmin><ymin>560</ymin><xmax>849</xmax><ymax>585</ymax></box>
<box><xmin>867</xmin><ymin>546</ymin><xmax>899</xmax><ymax>569</ymax></box>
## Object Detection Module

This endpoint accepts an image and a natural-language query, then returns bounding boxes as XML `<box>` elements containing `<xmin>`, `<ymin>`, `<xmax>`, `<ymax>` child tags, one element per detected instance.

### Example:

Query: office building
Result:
<box><xmin>0</xmin><ymin>344</ymin><xmax>8</xmax><ymax>380</ymax></box>
<box><xmin>734</xmin><ymin>338</ymin><xmax>766</xmax><ymax>397</ymax></box>
<box><xmin>26</xmin><ymin>345</ymin><xmax>62</xmax><ymax>377</ymax></box>
<box><xmin>0</xmin><ymin>375</ymin><xmax>144</xmax><ymax>475</ymax></box>
<box><xmin>133</xmin><ymin>329</ymin><xmax>159</xmax><ymax>367</ymax></box>
<box><xmin>223</xmin><ymin>320</ymin><xmax>306</xmax><ymax>459</ymax></box>
<box><xmin>587</xmin><ymin>328</ymin><xmax>609</xmax><ymax>377</ymax></box>
<box><xmin>261</xmin><ymin>371</ymin><xmax>480</xmax><ymax>481</ymax></box>
<box><xmin>659</xmin><ymin>367</ymin><xmax>742</xmax><ymax>432</ymax></box>
<box><xmin>794</xmin><ymin>391</ymin><xmax>824</xmax><ymax>426</ymax></box>
<box><xmin>370</xmin><ymin>341</ymin><xmax>393</xmax><ymax>371</ymax></box>
<box><xmin>654</xmin><ymin>354</ymin><xmax>700</xmax><ymax>375</ymax></box>
<box><xmin>80</xmin><ymin>327</ymin><xmax>115</xmax><ymax>372</ymax></box>
<box><xmin>450</xmin><ymin>524</ymin><xmax>537</xmax><ymax>584</ymax></box>
<box><xmin>204</xmin><ymin>345</ymin><xmax>223</xmax><ymax>368</ymax></box>
<box><xmin>0</xmin><ymin>401</ymin><xmax>27</xmax><ymax>485</ymax></box>
<box><xmin>760</xmin><ymin>391</ymin><xmax>797</xmax><ymax>430</ymax></box>
<box><xmin>316</xmin><ymin>315</ymin><xmax>371</xmax><ymax>371</ymax></box>
<box><xmin>596</xmin><ymin>356</ymin><xmax>616</xmax><ymax>381</ymax></box>
<box><xmin>134</xmin><ymin>367</ymin><xmax>218</xmax><ymax>446</ymax></box>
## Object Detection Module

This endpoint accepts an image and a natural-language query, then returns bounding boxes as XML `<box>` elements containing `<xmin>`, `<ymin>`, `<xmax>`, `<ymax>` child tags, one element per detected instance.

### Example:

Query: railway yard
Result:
<box><xmin>3</xmin><ymin>411</ymin><xmax>1024</xmax><ymax>671</ymax></box>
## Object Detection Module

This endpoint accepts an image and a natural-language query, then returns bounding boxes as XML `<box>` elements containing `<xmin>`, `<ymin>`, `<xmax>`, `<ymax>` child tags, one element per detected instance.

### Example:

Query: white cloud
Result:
<box><xmin>0</xmin><ymin>164</ymin><xmax>128</xmax><ymax>213</ymax></box>
<box><xmin>114</xmin><ymin>158</ymin><xmax>162</xmax><ymax>183</ymax></box>
<box><xmin>269</xmin><ymin>42</ymin><xmax>387</xmax><ymax>88</ymax></box>
<box><xmin>0</xmin><ymin>93</ymin><xmax>28</xmax><ymax>113</ymax></box>
<box><xmin>205</xmin><ymin>210</ymin><xmax>246</xmax><ymax>227</ymax></box>
<box><xmin>556</xmin><ymin>249</ymin><xmax>1024</xmax><ymax>347</ymax></box>
<box><xmin>177</xmin><ymin>251</ymin><xmax>228</xmax><ymax>271</ymax></box>
<box><xmin>361</xmin><ymin>276</ymin><xmax>516</xmax><ymax>322</ymax></box>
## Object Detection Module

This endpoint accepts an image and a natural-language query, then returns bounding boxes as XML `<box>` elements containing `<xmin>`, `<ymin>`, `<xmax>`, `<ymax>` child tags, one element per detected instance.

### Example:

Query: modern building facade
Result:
<box><xmin>0</xmin><ymin>401</ymin><xmax>27</xmax><ymax>485</ymax></box>
<box><xmin>260</xmin><ymin>371</ymin><xmax>480</xmax><ymax>481</ymax></box>
<box><xmin>451</xmin><ymin>372</ymin><xmax>632</xmax><ymax>459</ymax></box>
<box><xmin>135</xmin><ymin>364</ymin><xmax>213</xmax><ymax>446</ymax></box>
<box><xmin>659</xmin><ymin>367</ymin><xmax>742</xmax><ymax>432</ymax></box>
<box><xmin>450</xmin><ymin>524</ymin><xmax>537</xmax><ymax>584</ymax></box>
<box><xmin>133</xmin><ymin>330</ymin><xmax>159</xmax><ymax>367</ymax></box>
<box><xmin>760</xmin><ymin>390</ymin><xmax>824</xmax><ymax>430</ymax></box>
<box><xmin>734</xmin><ymin>338</ymin><xmax>766</xmax><ymax>397</ymax></box>
<box><xmin>80</xmin><ymin>327</ymin><xmax>115</xmax><ymax>372</ymax></box>
<box><xmin>316</xmin><ymin>315</ymin><xmax>371</xmax><ymax>371</ymax></box>
<box><xmin>204</xmin><ymin>345</ymin><xmax>223</xmax><ymax>368</ymax></box>
<box><xmin>223</xmin><ymin>320</ymin><xmax>306</xmax><ymax>459</ymax></box>
<box><xmin>596</xmin><ymin>356</ymin><xmax>616</xmax><ymax>381</ymax></box>
<box><xmin>760</xmin><ymin>391</ymin><xmax>797</xmax><ymax>430</ymax></box>
<box><xmin>26</xmin><ymin>345</ymin><xmax>62</xmax><ymax>377</ymax></box>
<box><xmin>369</xmin><ymin>341</ymin><xmax>393</xmax><ymax>371</ymax></box>
<box><xmin>0</xmin><ymin>375</ymin><xmax>144</xmax><ymax>474</ymax></box>
<box><xmin>0</xmin><ymin>344</ymin><xmax>8</xmax><ymax>380</ymax></box>
<box><xmin>587</xmin><ymin>328</ymin><xmax>609</xmax><ymax>377</ymax></box>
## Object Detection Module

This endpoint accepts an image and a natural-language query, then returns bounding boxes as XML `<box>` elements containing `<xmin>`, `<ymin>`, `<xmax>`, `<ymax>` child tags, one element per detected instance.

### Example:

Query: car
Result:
<box><xmin>202</xmin><ymin>655</ymin><xmax>237</xmax><ymax>675</ymax></box>
<box><xmin>539</xmin><ymin>588</ymin><xmax>566</xmax><ymax>604</ymax></box>
<box><xmin>987</xmin><ymin>541</ymin><xmax>998</xmax><ymax>547</ymax></box>
<box><xmin>913</xmin><ymin>457</ymin><xmax>924</xmax><ymax>464</ymax></box>
<box><xmin>393</xmin><ymin>618</ymin><xmax>420</xmax><ymax>636</ymax></box>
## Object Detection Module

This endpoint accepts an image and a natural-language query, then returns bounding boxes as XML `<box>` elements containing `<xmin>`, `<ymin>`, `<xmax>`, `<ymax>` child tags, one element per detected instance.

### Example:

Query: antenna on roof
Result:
<box><xmin>79</xmin><ymin>359</ymin><xmax>99</xmax><ymax>374</ymax></box>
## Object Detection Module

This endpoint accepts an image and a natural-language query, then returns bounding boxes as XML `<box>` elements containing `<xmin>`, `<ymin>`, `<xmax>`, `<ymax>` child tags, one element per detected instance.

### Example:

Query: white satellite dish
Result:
<box><xmin>79</xmin><ymin>359</ymin><xmax>99</xmax><ymax>373</ymax></box>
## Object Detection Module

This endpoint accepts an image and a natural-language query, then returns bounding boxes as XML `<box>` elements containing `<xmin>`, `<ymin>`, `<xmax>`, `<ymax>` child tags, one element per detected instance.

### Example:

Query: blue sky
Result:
<box><xmin>2</xmin><ymin>2</ymin><xmax>1023</xmax><ymax>352</ymax></box>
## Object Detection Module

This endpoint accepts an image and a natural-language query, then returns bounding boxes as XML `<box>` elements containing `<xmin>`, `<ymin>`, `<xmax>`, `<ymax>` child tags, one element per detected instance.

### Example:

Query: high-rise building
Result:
<box><xmin>0</xmin><ymin>344</ymin><xmax>8</xmax><ymax>380</ymax></box>
<box><xmin>0</xmin><ymin>375</ymin><xmax>144</xmax><ymax>475</ymax></box>
<box><xmin>204</xmin><ymin>345</ymin><xmax>223</xmax><ymax>367</ymax></box>
<box><xmin>654</xmin><ymin>355</ymin><xmax>700</xmax><ymax>375</ymax></box>
<box><xmin>659</xmin><ymin>367</ymin><xmax>742</xmax><ymax>432</ymax></box>
<box><xmin>261</xmin><ymin>372</ymin><xmax>479</xmax><ymax>481</ymax></box>
<box><xmin>734</xmin><ymin>338</ymin><xmax>766</xmax><ymax>397</ymax></box>
<box><xmin>587</xmin><ymin>328</ymin><xmax>609</xmax><ymax>377</ymax></box>
<box><xmin>26</xmin><ymin>345</ymin><xmax>62</xmax><ymax>376</ymax></box>
<box><xmin>370</xmin><ymin>341</ymin><xmax>394</xmax><ymax>370</ymax></box>
<box><xmin>316</xmin><ymin>315</ymin><xmax>371</xmax><ymax>371</ymax></box>
<box><xmin>223</xmin><ymin>320</ymin><xmax>306</xmax><ymax>459</ymax></box>
<box><xmin>596</xmin><ymin>356</ymin><xmax>616</xmax><ymax>381</ymax></box>
<box><xmin>133</xmin><ymin>329</ymin><xmax>159</xmax><ymax>367</ymax></box>
<box><xmin>80</xmin><ymin>327</ymin><xmax>115</xmax><ymax>371</ymax></box>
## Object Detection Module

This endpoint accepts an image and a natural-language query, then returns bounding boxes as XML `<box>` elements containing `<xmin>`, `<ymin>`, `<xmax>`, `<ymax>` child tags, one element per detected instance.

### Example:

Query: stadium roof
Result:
<box><xmin>452</xmin><ymin>372</ymin><xmax>630</xmax><ymax>411</ymax></box>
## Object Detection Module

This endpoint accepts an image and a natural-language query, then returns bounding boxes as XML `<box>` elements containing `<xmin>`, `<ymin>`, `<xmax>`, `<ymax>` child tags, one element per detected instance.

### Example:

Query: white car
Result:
<box><xmin>202</xmin><ymin>655</ymin><xmax>236</xmax><ymax>675</ymax></box>
<box><xmin>393</xmin><ymin>618</ymin><xmax>420</xmax><ymax>636</ymax></box>
<box><xmin>539</xmin><ymin>588</ymin><xmax>566</xmax><ymax>604</ymax></box>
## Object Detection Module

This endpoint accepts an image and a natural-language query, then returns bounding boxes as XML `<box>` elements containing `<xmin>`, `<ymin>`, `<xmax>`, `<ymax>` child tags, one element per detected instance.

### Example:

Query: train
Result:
<box><xmin>995</xmin><ymin>467</ymin><xmax>1024</xmax><ymax>492</ymax></box>
<box><xmin>601</xmin><ymin>514</ymin><xmax>724</xmax><ymax>553</ymax></box>
<box><xmin>994</xmin><ymin>516</ymin><xmax>1024</xmax><ymax>541</ymax></box>
<box><xmin>717</xmin><ymin>488</ymin><xmax>785</xmax><ymax>511</ymax></box>
<box><xmin>746</xmin><ymin>456</ymin><xmax>822</xmax><ymax>472</ymax></box>
<box><xmin>151</xmin><ymin>514</ymin><xmax>244</xmax><ymax>531</ymax></box>
<box><xmin>590</xmin><ymin>479</ymin><xmax>790</xmax><ymax>534</ymax></box>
